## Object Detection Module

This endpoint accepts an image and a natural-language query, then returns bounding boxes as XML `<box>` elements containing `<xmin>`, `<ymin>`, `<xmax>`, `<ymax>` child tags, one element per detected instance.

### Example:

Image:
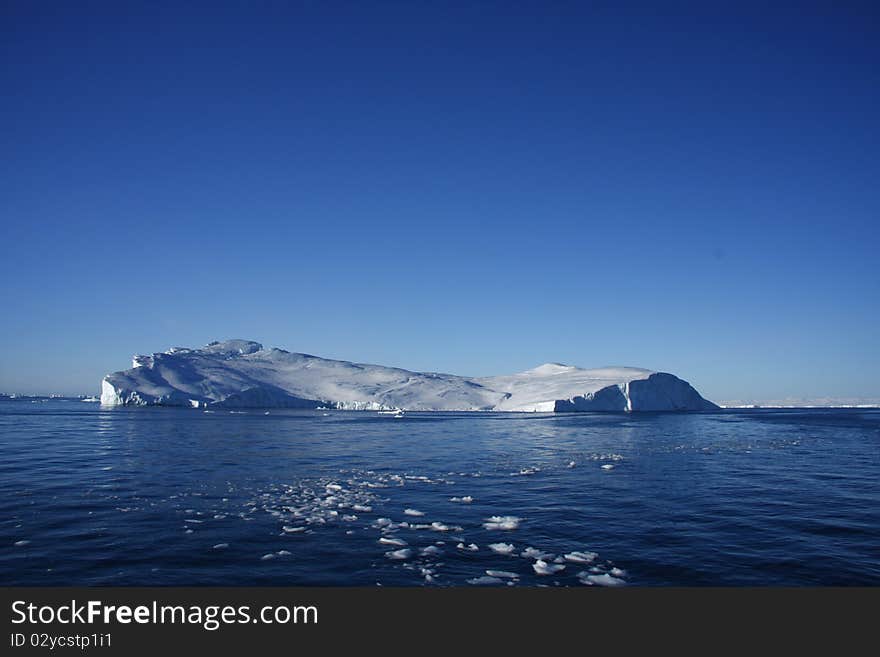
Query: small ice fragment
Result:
<box><xmin>567</xmin><ymin>461</ymin><xmax>576</xmax><ymax>468</ymax></box>
<box><xmin>421</xmin><ymin>545</ymin><xmax>443</xmax><ymax>556</ymax></box>
<box><xmin>384</xmin><ymin>548</ymin><xmax>413</xmax><ymax>560</ymax></box>
<box><xmin>375</xmin><ymin>517</ymin><xmax>393</xmax><ymax>527</ymax></box>
<box><xmin>486</xmin><ymin>570</ymin><xmax>519</xmax><ymax>579</ymax></box>
<box><xmin>277</xmin><ymin>550</ymin><xmax>291</xmax><ymax>556</ymax></box>
<box><xmin>379</xmin><ymin>537</ymin><xmax>408</xmax><ymax>547</ymax></box>
<box><xmin>467</xmin><ymin>576</ymin><xmax>504</xmax><ymax>586</ymax></box>
<box><xmin>14</xmin><ymin>540</ymin><xmax>30</xmax><ymax>547</ymax></box>
<box><xmin>404</xmin><ymin>508</ymin><xmax>425</xmax><ymax>516</ymax></box>
<box><xmin>585</xmin><ymin>573</ymin><xmax>626</xmax><ymax>586</ymax></box>
<box><xmin>564</xmin><ymin>551</ymin><xmax>598</xmax><ymax>564</ymax></box>
<box><xmin>457</xmin><ymin>543</ymin><xmax>479</xmax><ymax>552</ymax></box>
<box><xmin>430</xmin><ymin>522</ymin><xmax>451</xmax><ymax>532</ymax></box>
<box><xmin>488</xmin><ymin>542</ymin><xmax>516</xmax><ymax>555</ymax></box>
<box><xmin>533</xmin><ymin>559</ymin><xmax>566</xmax><ymax>575</ymax></box>
<box><xmin>610</xmin><ymin>567</ymin><xmax>627</xmax><ymax>577</ymax></box>
<box><xmin>450</xmin><ymin>496</ymin><xmax>474</xmax><ymax>503</ymax></box>
<box><xmin>521</xmin><ymin>547</ymin><xmax>553</xmax><ymax>559</ymax></box>
<box><xmin>260</xmin><ymin>553</ymin><xmax>276</xmax><ymax>561</ymax></box>
<box><xmin>483</xmin><ymin>515</ymin><xmax>521</xmax><ymax>530</ymax></box>
<box><xmin>601</xmin><ymin>464</ymin><xmax>615</xmax><ymax>470</ymax></box>
<box><xmin>352</xmin><ymin>504</ymin><xmax>372</xmax><ymax>512</ymax></box>
<box><xmin>282</xmin><ymin>526</ymin><xmax>306</xmax><ymax>533</ymax></box>
<box><xmin>212</xmin><ymin>543</ymin><xmax>229</xmax><ymax>549</ymax></box>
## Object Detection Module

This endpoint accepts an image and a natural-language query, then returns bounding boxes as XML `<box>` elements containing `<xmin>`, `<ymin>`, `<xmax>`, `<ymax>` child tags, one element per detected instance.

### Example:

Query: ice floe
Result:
<box><xmin>533</xmin><ymin>559</ymin><xmax>566</xmax><ymax>575</ymax></box>
<box><xmin>467</xmin><ymin>576</ymin><xmax>505</xmax><ymax>586</ymax></box>
<box><xmin>580</xmin><ymin>572</ymin><xmax>626</xmax><ymax>586</ymax></box>
<box><xmin>384</xmin><ymin>548</ymin><xmax>414</xmax><ymax>560</ymax></box>
<box><xmin>488</xmin><ymin>542</ymin><xmax>516</xmax><ymax>555</ymax></box>
<box><xmin>521</xmin><ymin>547</ymin><xmax>553</xmax><ymax>559</ymax></box>
<box><xmin>483</xmin><ymin>515</ymin><xmax>522</xmax><ymax>530</ymax></box>
<box><xmin>564</xmin><ymin>551</ymin><xmax>598</xmax><ymax>564</ymax></box>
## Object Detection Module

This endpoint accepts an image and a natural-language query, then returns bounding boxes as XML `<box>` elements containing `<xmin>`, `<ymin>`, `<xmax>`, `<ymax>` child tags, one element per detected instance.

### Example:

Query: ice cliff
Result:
<box><xmin>100</xmin><ymin>340</ymin><xmax>719</xmax><ymax>412</ymax></box>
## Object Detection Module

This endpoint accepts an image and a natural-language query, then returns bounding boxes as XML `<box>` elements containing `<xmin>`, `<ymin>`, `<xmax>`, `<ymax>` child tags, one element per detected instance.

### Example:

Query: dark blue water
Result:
<box><xmin>1</xmin><ymin>401</ymin><xmax>878</xmax><ymax>586</ymax></box>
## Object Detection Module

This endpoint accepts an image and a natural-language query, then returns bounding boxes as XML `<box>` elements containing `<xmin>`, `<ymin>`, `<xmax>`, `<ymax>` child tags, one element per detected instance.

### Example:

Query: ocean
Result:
<box><xmin>1</xmin><ymin>401</ymin><xmax>877</xmax><ymax>586</ymax></box>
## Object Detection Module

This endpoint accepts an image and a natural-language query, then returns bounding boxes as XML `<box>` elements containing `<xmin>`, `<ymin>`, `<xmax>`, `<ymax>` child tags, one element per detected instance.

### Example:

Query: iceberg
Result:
<box><xmin>100</xmin><ymin>339</ymin><xmax>718</xmax><ymax>412</ymax></box>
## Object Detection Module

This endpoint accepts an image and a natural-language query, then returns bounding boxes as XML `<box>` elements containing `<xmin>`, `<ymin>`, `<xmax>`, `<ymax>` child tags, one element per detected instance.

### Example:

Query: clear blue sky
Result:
<box><xmin>1</xmin><ymin>1</ymin><xmax>878</xmax><ymax>401</ymax></box>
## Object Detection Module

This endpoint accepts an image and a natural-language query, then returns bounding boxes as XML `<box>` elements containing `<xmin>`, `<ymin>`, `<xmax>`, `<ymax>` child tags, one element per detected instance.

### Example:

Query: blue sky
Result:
<box><xmin>1</xmin><ymin>1</ymin><xmax>878</xmax><ymax>401</ymax></box>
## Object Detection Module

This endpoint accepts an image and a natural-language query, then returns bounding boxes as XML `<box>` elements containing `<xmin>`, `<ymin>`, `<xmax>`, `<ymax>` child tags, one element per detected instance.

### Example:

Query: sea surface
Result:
<box><xmin>1</xmin><ymin>400</ymin><xmax>878</xmax><ymax>586</ymax></box>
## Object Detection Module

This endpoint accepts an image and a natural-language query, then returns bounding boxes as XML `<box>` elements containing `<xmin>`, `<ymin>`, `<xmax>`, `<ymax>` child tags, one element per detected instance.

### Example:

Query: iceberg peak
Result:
<box><xmin>199</xmin><ymin>339</ymin><xmax>264</xmax><ymax>357</ymax></box>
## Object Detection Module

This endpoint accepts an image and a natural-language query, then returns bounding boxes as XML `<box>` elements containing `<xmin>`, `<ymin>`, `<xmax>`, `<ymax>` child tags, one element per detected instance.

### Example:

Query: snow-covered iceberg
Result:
<box><xmin>100</xmin><ymin>339</ymin><xmax>718</xmax><ymax>412</ymax></box>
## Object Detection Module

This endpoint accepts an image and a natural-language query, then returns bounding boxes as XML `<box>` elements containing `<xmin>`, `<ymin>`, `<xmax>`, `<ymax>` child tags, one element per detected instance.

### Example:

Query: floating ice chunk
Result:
<box><xmin>610</xmin><ymin>567</ymin><xmax>627</xmax><ymax>577</ymax></box>
<box><xmin>352</xmin><ymin>504</ymin><xmax>372</xmax><ymax>512</ymax></box>
<box><xmin>212</xmin><ymin>543</ymin><xmax>229</xmax><ymax>549</ymax></box>
<box><xmin>457</xmin><ymin>543</ymin><xmax>479</xmax><ymax>552</ymax></box>
<box><xmin>385</xmin><ymin>548</ymin><xmax>413</xmax><ymax>560</ymax></box>
<box><xmin>421</xmin><ymin>545</ymin><xmax>443</xmax><ymax>556</ymax></box>
<box><xmin>564</xmin><ymin>551</ymin><xmax>598</xmax><ymax>564</ymax></box>
<box><xmin>277</xmin><ymin>550</ymin><xmax>291</xmax><ymax>556</ymax></box>
<box><xmin>325</xmin><ymin>484</ymin><xmax>343</xmax><ymax>492</ymax></box>
<box><xmin>404</xmin><ymin>508</ymin><xmax>425</xmax><ymax>516</ymax></box>
<box><xmin>374</xmin><ymin>517</ymin><xmax>393</xmax><ymax>527</ymax></box>
<box><xmin>567</xmin><ymin>461</ymin><xmax>576</xmax><ymax>468</ymax></box>
<box><xmin>486</xmin><ymin>570</ymin><xmax>519</xmax><ymax>579</ymax></box>
<box><xmin>512</xmin><ymin>467</ymin><xmax>539</xmax><ymax>476</ymax></box>
<box><xmin>260</xmin><ymin>553</ymin><xmax>276</xmax><ymax>561</ymax></box>
<box><xmin>467</xmin><ymin>576</ymin><xmax>504</xmax><ymax>586</ymax></box>
<box><xmin>342</xmin><ymin>514</ymin><xmax>358</xmax><ymax>522</ymax></box>
<box><xmin>430</xmin><ymin>522</ymin><xmax>453</xmax><ymax>532</ymax></box>
<box><xmin>483</xmin><ymin>515</ymin><xmax>522</xmax><ymax>530</ymax></box>
<box><xmin>488</xmin><ymin>542</ymin><xmax>516</xmax><ymax>555</ymax></box>
<box><xmin>282</xmin><ymin>526</ymin><xmax>306</xmax><ymax>533</ymax></box>
<box><xmin>533</xmin><ymin>560</ymin><xmax>566</xmax><ymax>575</ymax></box>
<box><xmin>584</xmin><ymin>573</ymin><xmax>626</xmax><ymax>586</ymax></box>
<box><xmin>521</xmin><ymin>547</ymin><xmax>553</xmax><ymax>559</ymax></box>
<box><xmin>14</xmin><ymin>540</ymin><xmax>30</xmax><ymax>547</ymax></box>
<box><xmin>379</xmin><ymin>537</ymin><xmax>408</xmax><ymax>547</ymax></box>
<box><xmin>450</xmin><ymin>496</ymin><xmax>474</xmax><ymax>503</ymax></box>
<box><xmin>601</xmin><ymin>464</ymin><xmax>615</xmax><ymax>470</ymax></box>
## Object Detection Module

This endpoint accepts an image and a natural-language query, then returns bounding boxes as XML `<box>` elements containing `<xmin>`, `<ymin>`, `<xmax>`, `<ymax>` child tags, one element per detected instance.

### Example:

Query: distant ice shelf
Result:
<box><xmin>100</xmin><ymin>339</ymin><xmax>719</xmax><ymax>412</ymax></box>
